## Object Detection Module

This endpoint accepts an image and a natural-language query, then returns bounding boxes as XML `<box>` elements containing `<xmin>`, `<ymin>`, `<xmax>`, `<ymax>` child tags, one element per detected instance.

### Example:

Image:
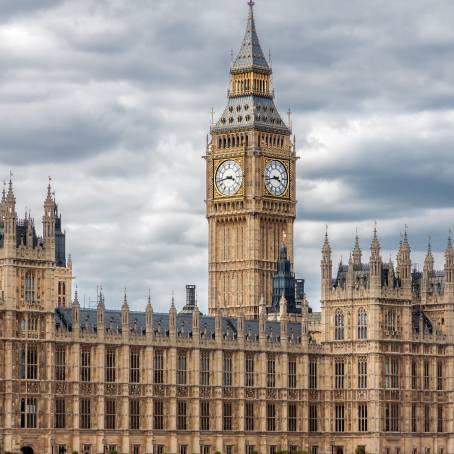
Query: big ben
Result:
<box><xmin>206</xmin><ymin>1</ymin><xmax>297</xmax><ymax>318</ymax></box>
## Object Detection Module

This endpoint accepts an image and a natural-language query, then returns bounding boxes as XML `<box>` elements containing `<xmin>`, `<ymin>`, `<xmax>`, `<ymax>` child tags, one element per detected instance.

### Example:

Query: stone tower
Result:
<box><xmin>206</xmin><ymin>1</ymin><xmax>296</xmax><ymax>318</ymax></box>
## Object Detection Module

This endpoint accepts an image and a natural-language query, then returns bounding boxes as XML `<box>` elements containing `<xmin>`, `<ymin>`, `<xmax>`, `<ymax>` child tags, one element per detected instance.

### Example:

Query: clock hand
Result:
<box><xmin>217</xmin><ymin>176</ymin><xmax>235</xmax><ymax>183</ymax></box>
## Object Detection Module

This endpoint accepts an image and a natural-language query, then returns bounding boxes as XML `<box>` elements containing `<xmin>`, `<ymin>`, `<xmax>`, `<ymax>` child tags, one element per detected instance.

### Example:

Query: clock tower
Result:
<box><xmin>206</xmin><ymin>1</ymin><xmax>297</xmax><ymax>319</ymax></box>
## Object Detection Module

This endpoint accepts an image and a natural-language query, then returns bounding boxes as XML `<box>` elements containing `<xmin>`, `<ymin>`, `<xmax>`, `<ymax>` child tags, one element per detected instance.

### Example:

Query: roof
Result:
<box><xmin>231</xmin><ymin>2</ymin><xmax>271</xmax><ymax>74</ymax></box>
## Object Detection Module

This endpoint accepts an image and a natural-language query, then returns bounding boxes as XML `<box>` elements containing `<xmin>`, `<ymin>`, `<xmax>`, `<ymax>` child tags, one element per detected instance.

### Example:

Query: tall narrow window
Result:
<box><xmin>200</xmin><ymin>351</ymin><xmax>210</xmax><ymax>386</ymax></box>
<box><xmin>245</xmin><ymin>402</ymin><xmax>254</xmax><ymax>431</ymax></box>
<box><xmin>267</xmin><ymin>403</ymin><xmax>276</xmax><ymax>432</ymax></box>
<box><xmin>154</xmin><ymin>350</ymin><xmax>164</xmax><ymax>384</ymax></box>
<box><xmin>385</xmin><ymin>357</ymin><xmax>399</xmax><ymax>389</ymax></box>
<box><xmin>357</xmin><ymin>308</ymin><xmax>367</xmax><ymax>339</ymax></box>
<box><xmin>335</xmin><ymin>310</ymin><xmax>344</xmax><ymax>340</ymax></box>
<box><xmin>81</xmin><ymin>348</ymin><xmax>91</xmax><ymax>382</ymax></box>
<box><xmin>130</xmin><ymin>399</ymin><xmax>140</xmax><ymax>430</ymax></box>
<box><xmin>288</xmin><ymin>357</ymin><xmax>297</xmax><ymax>389</ymax></box>
<box><xmin>309</xmin><ymin>358</ymin><xmax>317</xmax><ymax>389</ymax></box>
<box><xmin>55</xmin><ymin>345</ymin><xmax>66</xmax><ymax>381</ymax></box>
<box><xmin>424</xmin><ymin>404</ymin><xmax>430</xmax><ymax>432</ymax></box>
<box><xmin>267</xmin><ymin>355</ymin><xmax>276</xmax><ymax>388</ymax></box>
<box><xmin>153</xmin><ymin>400</ymin><xmax>164</xmax><ymax>430</ymax></box>
<box><xmin>177</xmin><ymin>400</ymin><xmax>187</xmax><ymax>430</ymax></box>
<box><xmin>177</xmin><ymin>351</ymin><xmax>187</xmax><ymax>385</ymax></box>
<box><xmin>130</xmin><ymin>349</ymin><xmax>140</xmax><ymax>384</ymax></box>
<box><xmin>105</xmin><ymin>348</ymin><xmax>116</xmax><ymax>383</ymax></box>
<box><xmin>223</xmin><ymin>402</ymin><xmax>232</xmax><ymax>431</ymax></box>
<box><xmin>335</xmin><ymin>404</ymin><xmax>344</xmax><ymax>432</ymax></box>
<box><xmin>411</xmin><ymin>404</ymin><xmax>417</xmax><ymax>432</ymax></box>
<box><xmin>20</xmin><ymin>344</ymin><xmax>38</xmax><ymax>380</ymax></box>
<box><xmin>288</xmin><ymin>403</ymin><xmax>297</xmax><ymax>432</ymax></box>
<box><xmin>200</xmin><ymin>401</ymin><xmax>210</xmax><ymax>431</ymax></box>
<box><xmin>437</xmin><ymin>405</ymin><xmax>443</xmax><ymax>433</ymax></box>
<box><xmin>424</xmin><ymin>359</ymin><xmax>430</xmax><ymax>390</ymax></box>
<box><xmin>20</xmin><ymin>397</ymin><xmax>37</xmax><ymax>428</ymax></box>
<box><xmin>411</xmin><ymin>360</ymin><xmax>418</xmax><ymax>389</ymax></box>
<box><xmin>385</xmin><ymin>402</ymin><xmax>399</xmax><ymax>432</ymax></box>
<box><xmin>80</xmin><ymin>399</ymin><xmax>91</xmax><ymax>429</ymax></box>
<box><xmin>358</xmin><ymin>404</ymin><xmax>368</xmax><ymax>432</ymax></box>
<box><xmin>386</xmin><ymin>309</ymin><xmax>397</xmax><ymax>333</ymax></box>
<box><xmin>55</xmin><ymin>398</ymin><xmax>66</xmax><ymax>429</ymax></box>
<box><xmin>245</xmin><ymin>355</ymin><xmax>254</xmax><ymax>388</ymax></box>
<box><xmin>335</xmin><ymin>359</ymin><xmax>344</xmax><ymax>389</ymax></box>
<box><xmin>105</xmin><ymin>399</ymin><xmax>116</xmax><ymax>430</ymax></box>
<box><xmin>309</xmin><ymin>404</ymin><xmax>317</xmax><ymax>432</ymax></box>
<box><xmin>437</xmin><ymin>360</ymin><xmax>443</xmax><ymax>391</ymax></box>
<box><xmin>223</xmin><ymin>353</ymin><xmax>232</xmax><ymax>387</ymax></box>
<box><xmin>24</xmin><ymin>272</ymin><xmax>36</xmax><ymax>304</ymax></box>
<box><xmin>357</xmin><ymin>358</ymin><xmax>367</xmax><ymax>389</ymax></box>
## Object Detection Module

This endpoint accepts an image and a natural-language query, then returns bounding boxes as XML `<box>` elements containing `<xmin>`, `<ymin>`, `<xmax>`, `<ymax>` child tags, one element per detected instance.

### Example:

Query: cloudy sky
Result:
<box><xmin>1</xmin><ymin>0</ymin><xmax>454</xmax><ymax>313</ymax></box>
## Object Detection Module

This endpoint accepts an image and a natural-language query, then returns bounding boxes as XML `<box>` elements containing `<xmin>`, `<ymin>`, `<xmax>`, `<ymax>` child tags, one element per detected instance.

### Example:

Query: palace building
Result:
<box><xmin>1</xmin><ymin>2</ymin><xmax>454</xmax><ymax>454</ymax></box>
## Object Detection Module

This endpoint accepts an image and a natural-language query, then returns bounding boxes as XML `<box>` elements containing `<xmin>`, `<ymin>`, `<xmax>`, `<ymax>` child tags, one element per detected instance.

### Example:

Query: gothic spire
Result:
<box><xmin>370</xmin><ymin>224</ymin><xmax>381</xmax><ymax>258</ymax></box>
<box><xmin>322</xmin><ymin>226</ymin><xmax>331</xmax><ymax>257</ymax></box>
<box><xmin>424</xmin><ymin>236</ymin><xmax>434</xmax><ymax>271</ymax></box>
<box><xmin>352</xmin><ymin>230</ymin><xmax>362</xmax><ymax>265</ymax></box>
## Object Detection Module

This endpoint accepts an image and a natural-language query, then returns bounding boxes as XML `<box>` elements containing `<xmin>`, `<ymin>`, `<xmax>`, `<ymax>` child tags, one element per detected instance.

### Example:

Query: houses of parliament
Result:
<box><xmin>1</xmin><ymin>2</ymin><xmax>453</xmax><ymax>454</ymax></box>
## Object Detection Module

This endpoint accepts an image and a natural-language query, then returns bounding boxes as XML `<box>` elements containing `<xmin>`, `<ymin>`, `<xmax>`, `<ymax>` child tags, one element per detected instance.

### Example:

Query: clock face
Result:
<box><xmin>215</xmin><ymin>160</ymin><xmax>243</xmax><ymax>196</ymax></box>
<box><xmin>264</xmin><ymin>160</ymin><xmax>288</xmax><ymax>197</ymax></box>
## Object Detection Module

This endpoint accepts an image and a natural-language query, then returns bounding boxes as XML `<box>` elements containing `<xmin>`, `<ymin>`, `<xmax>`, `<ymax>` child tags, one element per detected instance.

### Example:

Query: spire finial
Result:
<box><xmin>428</xmin><ymin>235</ymin><xmax>432</xmax><ymax>252</ymax></box>
<box><xmin>248</xmin><ymin>0</ymin><xmax>255</xmax><ymax>16</ymax></box>
<box><xmin>449</xmin><ymin>228</ymin><xmax>452</xmax><ymax>246</ymax></box>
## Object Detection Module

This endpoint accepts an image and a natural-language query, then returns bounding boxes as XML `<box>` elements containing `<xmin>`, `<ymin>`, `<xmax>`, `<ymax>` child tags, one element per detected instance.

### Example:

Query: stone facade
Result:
<box><xmin>1</xmin><ymin>3</ymin><xmax>454</xmax><ymax>454</ymax></box>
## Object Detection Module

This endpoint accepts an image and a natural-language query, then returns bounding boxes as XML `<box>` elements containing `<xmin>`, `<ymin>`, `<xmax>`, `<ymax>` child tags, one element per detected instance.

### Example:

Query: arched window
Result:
<box><xmin>357</xmin><ymin>308</ymin><xmax>368</xmax><ymax>339</ymax></box>
<box><xmin>335</xmin><ymin>310</ymin><xmax>344</xmax><ymax>340</ymax></box>
<box><xmin>24</xmin><ymin>272</ymin><xmax>35</xmax><ymax>304</ymax></box>
<box><xmin>386</xmin><ymin>309</ymin><xmax>397</xmax><ymax>334</ymax></box>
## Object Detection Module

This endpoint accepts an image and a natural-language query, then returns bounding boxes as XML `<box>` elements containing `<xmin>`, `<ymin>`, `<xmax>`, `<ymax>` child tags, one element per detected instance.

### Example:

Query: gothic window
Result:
<box><xmin>384</xmin><ymin>402</ymin><xmax>399</xmax><ymax>431</ymax></box>
<box><xmin>200</xmin><ymin>351</ymin><xmax>210</xmax><ymax>386</ymax></box>
<box><xmin>24</xmin><ymin>272</ymin><xmax>36</xmax><ymax>304</ymax></box>
<box><xmin>154</xmin><ymin>350</ymin><xmax>164</xmax><ymax>384</ymax></box>
<box><xmin>129</xmin><ymin>398</ymin><xmax>140</xmax><ymax>430</ymax></box>
<box><xmin>334</xmin><ymin>359</ymin><xmax>344</xmax><ymax>389</ymax></box>
<box><xmin>130</xmin><ymin>349</ymin><xmax>140</xmax><ymax>384</ymax></box>
<box><xmin>411</xmin><ymin>360</ymin><xmax>418</xmax><ymax>389</ymax></box>
<box><xmin>55</xmin><ymin>345</ymin><xmax>66</xmax><ymax>381</ymax></box>
<box><xmin>245</xmin><ymin>402</ymin><xmax>254</xmax><ymax>431</ymax></box>
<box><xmin>267</xmin><ymin>355</ymin><xmax>276</xmax><ymax>388</ymax></box>
<box><xmin>81</xmin><ymin>348</ymin><xmax>91</xmax><ymax>382</ymax></box>
<box><xmin>223</xmin><ymin>402</ymin><xmax>232</xmax><ymax>431</ymax></box>
<box><xmin>357</xmin><ymin>308</ymin><xmax>367</xmax><ymax>339</ymax></box>
<box><xmin>177</xmin><ymin>351</ymin><xmax>187</xmax><ymax>385</ymax></box>
<box><xmin>288</xmin><ymin>357</ymin><xmax>297</xmax><ymax>389</ymax></box>
<box><xmin>385</xmin><ymin>357</ymin><xmax>399</xmax><ymax>389</ymax></box>
<box><xmin>411</xmin><ymin>404</ymin><xmax>417</xmax><ymax>432</ymax></box>
<box><xmin>437</xmin><ymin>360</ymin><xmax>443</xmax><ymax>390</ymax></box>
<box><xmin>437</xmin><ymin>405</ymin><xmax>444</xmax><ymax>433</ymax></box>
<box><xmin>309</xmin><ymin>358</ymin><xmax>317</xmax><ymax>389</ymax></box>
<box><xmin>245</xmin><ymin>355</ymin><xmax>254</xmax><ymax>388</ymax></box>
<box><xmin>386</xmin><ymin>309</ymin><xmax>397</xmax><ymax>334</ymax></box>
<box><xmin>288</xmin><ymin>403</ymin><xmax>297</xmax><ymax>432</ymax></box>
<box><xmin>177</xmin><ymin>400</ymin><xmax>187</xmax><ymax>430</ymax></box>
<box><xmin>154</xmin><ymin>400</ymin><xmax>164</xmax><ymax>430</ymax></box>
<box><xmin>55</xmin><ymin>398</ymin><xmax>66</xmax><ymax>428</ymax></box>
<box><xmin>424</xmin><ymin>404</ymin><xmax>430</xmax><ymax>432</ymax></box>
<box><xmin>200</xmin><ymin>400</ymin><xmax>210</xmax><ymax>431</ymax></box>
<box><xmin>335</xmin><ymin>404</ymin><xmax>344</xmax><ymax>432</ymax></box>
<box><xmin>19</xmin><ymin>344</ymin><xmax>38</xmax><ymax>380</ymax></box>
<box><xmin>223</xmin><ymin>353</ymin><xmax>232</xmax><ymax>387</ymax></box>
<box><xmin>424</xmin><ymin>359</ymin><xmax>430</xmax><ymax>389</ymax></box>
<box><xmin>267</xmin><ymin>403</ymin><xmax>276</xmax><ymax>431</ymax></box>
<box><xmin>309</xmin><ymin>404</ymin><xmax>317</xmax><ymax>432</ymax></box>
<box><xmin>105</xmin><ymin>398</ymin><xmax>116</xmax><ymax>430</ymax></box>
<box><xmin>20</xmin><ymin>397</ymin><xmax>37</xmax><ymax>428</ymax></box>
<box><xmin>80</xmin><ymin>399</ymin><xmax>91</xmax><ymax>429</ymax></box>
<box><xmin>105</xmin><ymin>348</ymin><xmax>116</xmax><ymax>383</ymax></box>
<box><xmin>357</xmin><ymin>358</ymin><xmax>367</xmax><ymax>389</ymax></box>
<box><xmin>358</xmin><ymin>403</ymin><xmax>368</xmax><ymax>432</ymax></box>
<box><xmin>334</xmin><ymin>310</ymin><xmax>344</xmax><ymax>340</ymax></box>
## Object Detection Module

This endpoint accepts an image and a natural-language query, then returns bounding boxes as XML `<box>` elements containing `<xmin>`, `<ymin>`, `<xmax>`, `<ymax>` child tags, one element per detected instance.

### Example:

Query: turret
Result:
<box><xmin>321</xmin><ymin>230</ymin><xmax>332</xmax><ymax>299</ymax></box>
<box><xmin>444</xmin><ymin>231</ymin><xmax>454</xmax><ymax>299</ymax></box>
<box><xmin>279</xmin><ymin>293</ymin><xmax>288</xmax><ymax>346</ymax></box>
<box><xmin>97</xmin><ymin>288</ymin><xmax>105</xmax><ymax>339</ymax></box>
<box><xmin>43</xmin><ymin>178</ymin><xmax>56</xmax><ymax>260</ymax></box>
<box><xmin>3</xmin><ymin>177</ymin><xmax>17</xmax><ymax>251</ymax></box>
<box><xmin>169</xmin><ymin>295</ymin><xmax>177</xmax><ymax>338</ymax></box>
<box><xmin>146</xmin><ymin>292</ymin><xmax>153</xmax><ymax>338</ymax></box>
<box><xmin>421</xmin><ymin>238</ymin><xmax>434</xmax><ymax>299</ymax></box>
<box><xmin>121</xmin><ymin>290</ymin><xmax>129</xmax><ymax>338</ymax></box>
<box><xmin>72</xmin><ymin>287</ymin><xmax>80</xmax><ymax>336</ymax></box>
<box><xmin>352</xmin><ymin>232</ymin><xmax>362</xmax><ymax>265</ymax></box>
<box><xmin>347</xmin><ymin>254</ymin><xmax>354</xmax><ymax>289</ymax></box>
<box><xmin>259</xmin><ymin>296</ymin><xmax>266</xmax><ymax>344</ymax></box>
<box><xmin>397</xmin><ymin>231</ymin><xmax>412</xmax><ymax>295</ymax></box>
<box><xmin>369</xmin><ymin>226</ymin><xmax>382</xmax><ymax>295</ymax></box>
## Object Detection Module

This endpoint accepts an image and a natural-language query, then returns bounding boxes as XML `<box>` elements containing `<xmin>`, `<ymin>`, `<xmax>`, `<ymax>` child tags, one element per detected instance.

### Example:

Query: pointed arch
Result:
<box><xmin>335</xmin><ymin>309</ymin><xmax>344</xmax><ymax>340</ymax></box>
<box><xmin>357</xmin><ymin>307</ymin><xmax>368</xmax><ymax>339</ymax></box>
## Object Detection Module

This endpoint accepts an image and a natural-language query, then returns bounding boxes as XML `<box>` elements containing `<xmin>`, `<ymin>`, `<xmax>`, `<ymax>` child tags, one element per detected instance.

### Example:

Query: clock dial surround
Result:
<box><xmin>215</xmin><ymin>160</ymin><xmax>243</xmax><ymax>196</ymax></box>
<box><xmin>264</xmin><ymin>159</ymin><xmax>289</xmax><ymax>197</ymax></box>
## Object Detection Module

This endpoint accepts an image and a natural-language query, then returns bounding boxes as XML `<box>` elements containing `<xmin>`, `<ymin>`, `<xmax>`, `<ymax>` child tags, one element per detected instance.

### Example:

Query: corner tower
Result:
<box><xmin>206</xmin><ymin>1</ymin><xmax>296</xmax><ymax>318</ymax></box>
